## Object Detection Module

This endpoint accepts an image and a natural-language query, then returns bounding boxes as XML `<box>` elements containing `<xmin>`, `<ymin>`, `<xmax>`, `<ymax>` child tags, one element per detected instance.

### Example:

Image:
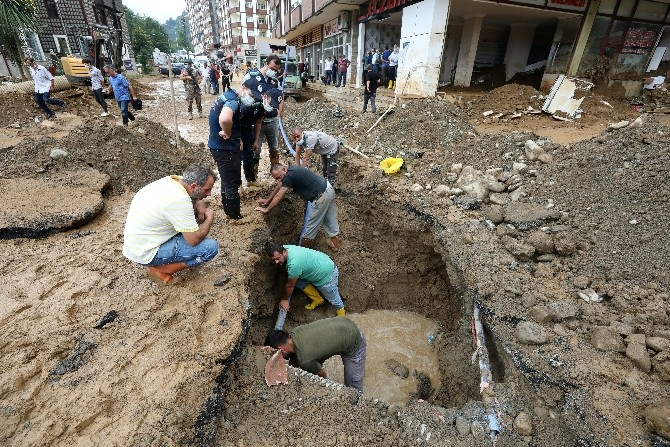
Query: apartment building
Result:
<box><xmin>185</xmin><ymin>0</ymin><xmax>272</xmax><ymax>63</ymax></box>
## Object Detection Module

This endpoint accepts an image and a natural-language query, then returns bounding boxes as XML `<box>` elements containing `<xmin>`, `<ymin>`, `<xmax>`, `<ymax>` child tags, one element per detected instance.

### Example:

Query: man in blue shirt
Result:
<box><xmin>381</xmin><ymin>46</ymin><xmax>392</xmax><ymax>89</ymax></box>
<box><xmin>104</xmin><ymin>65</ymin><xmax>138</xmax><ymax>125</ymax></box>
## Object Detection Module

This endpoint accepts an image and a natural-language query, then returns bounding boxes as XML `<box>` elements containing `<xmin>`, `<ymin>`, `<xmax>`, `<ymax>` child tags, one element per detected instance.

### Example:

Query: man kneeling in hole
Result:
<box><xmin>266</xmin><ymin>242</ymin><xmax>346</xmax><ymax>316</ymax></box>
<box><xmin>265</xmin><ymin>317</ymin><xmax>366</xmax><ymax>393</ymax></box>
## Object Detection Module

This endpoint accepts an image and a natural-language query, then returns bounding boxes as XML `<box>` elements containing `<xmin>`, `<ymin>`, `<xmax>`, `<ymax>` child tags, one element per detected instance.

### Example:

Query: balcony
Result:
<box><xmin>257</xmin><ymin>23</ymin><xmax>268</xmax><ymax>30</ymax></box>
<box><xmin>230</xmin><ymin>21</ymin><xmax>242</xmax><ymax>28</ymax></box>
<box><xmin>228</xmin><ymin>6</ymin><xmax>240</xmax><ymax>13</ymax></box>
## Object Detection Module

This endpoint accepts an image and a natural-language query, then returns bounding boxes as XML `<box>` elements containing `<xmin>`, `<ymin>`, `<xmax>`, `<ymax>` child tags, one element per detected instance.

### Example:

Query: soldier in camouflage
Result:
<box><xmin>180</xmin><ymin>61</ymin><xmax>203</xmax><ymax>120</ymax></box>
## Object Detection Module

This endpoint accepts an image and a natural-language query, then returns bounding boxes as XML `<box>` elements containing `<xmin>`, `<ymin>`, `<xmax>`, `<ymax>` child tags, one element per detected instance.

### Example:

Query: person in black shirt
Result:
<box><xmin>362</xmin><ymin>64</ymin><xmax>380</xmax><ymax>114</ymax></box>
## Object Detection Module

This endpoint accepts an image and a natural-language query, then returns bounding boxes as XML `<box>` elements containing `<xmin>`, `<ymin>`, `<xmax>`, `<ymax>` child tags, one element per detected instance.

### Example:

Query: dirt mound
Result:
<box><xmin>0</xmin><ymin>117</ymin><xmax>207</xmax><ymax>193</ymax></box>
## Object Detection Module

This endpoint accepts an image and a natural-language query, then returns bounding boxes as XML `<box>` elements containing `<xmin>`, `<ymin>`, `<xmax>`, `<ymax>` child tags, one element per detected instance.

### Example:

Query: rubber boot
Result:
<box><xmin>224</xmin><ymin>198</ymin><xmax>243</xmax><ymax>221</ymax></box>
<box><xmin>336</xmin><ymin>308</ymin><xmax>346</xmax><ymax>317</ymax></box>
<box><xmin>325</xmin><ymin>235</ymin><xmax>340</xmax><ymax>251</ymax></box>
<box><xmin>302</xmin><ymin>284</ymin><xmax>324</xmax><ymax>310</ymax></box>
<box><xmin>147</xmin><ymin>262</ymin><xmax>188</xmax><ymax>284</ymax></box>
<box><xmin>388</xmin><ymin>80</ymin><xmax>393</xmax><ymax>89</ymax></box>
<box><xmin>122</xmin><ymin>115</ymin><xmax>128</xmax><ymax>126</ymax></box>
<box><xmin>128</xmin><ymin>111</ymin><xmax>135</xmax><ymax>121</ymax></box>
<box><xmin>300</xmin><ymin>238</ymin><xmax>314</xmax><ymax>248</ymax></box>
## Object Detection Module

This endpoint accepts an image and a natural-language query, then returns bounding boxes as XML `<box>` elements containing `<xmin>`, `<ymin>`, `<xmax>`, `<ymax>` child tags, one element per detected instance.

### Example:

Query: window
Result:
<box><xmin>290</xmin><ymin>0</ymin><xmax>301</xmax><ymax>9</ymax></box>
<box><xmin>247</xmin><ymin>15</ymin><xmax>254</xmax><ymax>22</ymax></box>
<box><xmin>258</xmin><ymin>2</ymin><xmax>267</xmax><ymax>9</ymax></box>
<box><xmin>258</xmin><ymin>17</ymin><xmax>266</xmax><ymax>24</ymax></box>
<box><xmin>245</xmin><ymin>1</ymin><xmax>253</xmax><ymax>8</ymax></box>
<box><xmin>44</xmin><ymin>0</ymin><xmax>59</xmax><ymax>19</ymax></box>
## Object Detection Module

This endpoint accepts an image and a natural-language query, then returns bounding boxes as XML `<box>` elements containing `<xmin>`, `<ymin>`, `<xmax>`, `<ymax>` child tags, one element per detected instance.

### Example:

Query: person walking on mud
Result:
<box><xmin>291</xmin><ymin>127</ymin><xmax>340</xmax><ymax>186</ymax></box>
<box><xmin>362</xmin><ymin>64</ymin><xmax>380</xmax><ymax>114</ymax></box>
<box><xmin>104</xmin><ymin>65</ymin><xmax>138</xmax><ymax>126</ymax></box>
<box><xmin>180</xmin><ymin>60</ymin><xmax>203</xmax><ymax>120</ymax></box>
<box><xmin>265</xmin><ymin>243</ymin><xmax>346</xmax><ymax>316</ymax></box>
<box><xmin>82</xmin><ymin>58</ymin><xmax>108</xmax><ymax>116</ymax></box>
<box><xmin>122</xmin><ymin>163</ymin><xmax>219</xmax><ymax>284</ymax></box>
<box><xmin>255</xmin><ymin>163</ymin><xmax>340</xmax><ymax>251</ymax></box>
<box><xmin>265</xmin><ymin>317</ymin><xmax>365</xmax><ymax>392</ymax></box>
<box><xmin>24</xmin><ymin>57</ymin><xmax>66</xmax><ymax>119</ymax></box>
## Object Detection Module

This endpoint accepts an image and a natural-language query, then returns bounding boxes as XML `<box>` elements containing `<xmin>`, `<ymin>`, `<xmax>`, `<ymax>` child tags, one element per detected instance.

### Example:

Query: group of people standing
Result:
<box><xmin>120</xmin><ymin>52</ymin><xmax>363</xmax><ymax>392</ymax></box>
<box><xmin>366</xmin><ymin>45</ymin><xmax>400</xmax><ymax>89</ymax></box>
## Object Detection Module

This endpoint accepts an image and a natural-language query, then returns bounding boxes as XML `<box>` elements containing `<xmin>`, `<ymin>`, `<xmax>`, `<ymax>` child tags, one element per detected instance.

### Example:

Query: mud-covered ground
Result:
<box><xmin>0</xmin><ymin>76</ymin><xmax>669</xmax><ymax>446</ymax></box>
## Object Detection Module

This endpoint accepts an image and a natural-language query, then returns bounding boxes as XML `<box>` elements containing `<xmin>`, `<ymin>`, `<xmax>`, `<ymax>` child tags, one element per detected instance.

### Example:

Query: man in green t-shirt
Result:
<box><xmin>266</xmin><ymin>242</ymin><xmax>346</xmax><ymax>316</ymax></box>
<box><xmin>265</xmin><ymin>317</ymin><xmax>366</xmax><ymax>393</ymax></box>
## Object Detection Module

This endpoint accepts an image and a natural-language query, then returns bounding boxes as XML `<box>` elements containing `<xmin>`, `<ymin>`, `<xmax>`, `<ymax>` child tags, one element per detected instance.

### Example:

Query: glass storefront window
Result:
<box><xmin>617</xmin><ymin>0</ymin><xmax>636</xmax><ymax>17</ymax></box>
<box><xmin>610</xmin><ymin>21</ymin><xmax>662</xmax><ymax>77</ymax></box>
<box><xmin>634</xmin><ymin>0</ymin><xmax>668</xmax><ymax>21</ymax></box>
<box><xmin>598</xmin><ymin>0</ymin><xmax>617</xmax><ymax>15</ymax></box>
<box><xmin>576</xmin><ymin>16</ymin><xmax>611</xmax><ymax>75</ymax></box>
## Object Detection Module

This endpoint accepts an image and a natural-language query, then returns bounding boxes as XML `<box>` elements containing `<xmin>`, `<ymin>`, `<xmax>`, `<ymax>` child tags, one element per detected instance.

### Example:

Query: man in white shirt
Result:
<box><xmin>324</xmin><ymin>56</ymin><xmax>334</xmax><ymax>85</ymax></box>
<box><xmin>122</xmin><ymin>163</ymin><xmax>219</xmax><ymax>284</ymax></box>
<box><xmin>82</xmin><ymin>58</ymin><xmax>109</xmax><ymax>116</ymax></box>
<box><xmin>200</xmin><ymin>61</ymin><xmax>211</xmax><ymax>94</ymax></box>
<box><xmin>24</xmin><ymin>57</ymin><xmax>66</xmax><ymax>119</ymax></box>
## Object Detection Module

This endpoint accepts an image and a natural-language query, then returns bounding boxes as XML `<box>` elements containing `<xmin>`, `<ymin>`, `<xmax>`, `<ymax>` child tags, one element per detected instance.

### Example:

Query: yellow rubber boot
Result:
<box><xmin>336</xmin><ymin>308</ymin><xmax>346</xmax><ymax>317</ymax></box>
<box><xmin>303</xmin><ymin>284</ymin><xmax>324</xmax><ymax>310</ymax></box>
<box><xmin>388</xmin><ymin>80</ymin><xmax>393</xmax><ymax>89</ymax></box>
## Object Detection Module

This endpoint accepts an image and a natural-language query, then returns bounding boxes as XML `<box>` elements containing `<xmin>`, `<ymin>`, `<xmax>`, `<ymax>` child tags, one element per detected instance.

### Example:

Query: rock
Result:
<box><xmin>652</xmin><ymin>352</ymin><xmax>670</xmax><ymax>381</ymax></box>
<box><xmin>512</xmin><ymin>162</ymin><xmax>529</xmax><ymax>174</ymax></box>
<box><xmin>546</xmin><ymin>302</ymin><xmax>580</xmax><ymax>321</ymax></box>
<box><xmin>410</xmin><ymin>183</ymin><xmax>424</xmax><ymax>192</ymax></box>
<box><xmin>648</xmin><ymin>337</ymin><xmax>670</xmax><ymax>352</ymax></box>
<box><xmin>527</xmin><ymin>230</ymin><xmax>555</xmax><ymax>254</ymax></box>
<box><xmin>450</xmin><ymin>163</ymin><xmax>463</xmax><ymax>174</ymax></box>
<box><xmin>445</xmin><ymin>172</ymin><xmax>458</xmax><ymax>182</ymax></box>
<box><xmin>489</xmin><ymin>192</ymin><xmax>510</xmax><ymax>206</ymax></box>
<box><xmin>608</xmin><ymin>120</ymin><xmax>631</xmax><ymax>130</ymax></box>
<box><xmin>455</xmin><ymin>416</ymin><xmax>470</xmax><ymax>436</ymax></box>
<box><xmin>462</xmin><ymin>233</ymin><xmax>474</xmax><ymax>244</ymax></box>
<box><xmin>553</xmin><ymin>232</ymin><xmax>577</xmax><ymax>256</ymax></box>
<box><xmin>454</xmin><ymin>196</ymin><xmax>481</xmax><ymax>210</ymax></box>
<box><xmin>508</xmin><ymin>186</ymin><xmax>527</xmax><ymax>202</ymax></box>
<box><xmin>487</xmin><ymin>180</ymin><xmax>507</xmax><ymax>193</ymax></box>
<box><xmin>451</xmin><ymin>188</ymin><xmax>464</xmax><ymax>196</ymax></box>
<box><xmin>384</xmin><ymin>359</ymin><xmax>409</xmax><ymax>378</ymax></box>
<box><xmin>591</xmin><ymin>326</ymin><xmax>625</xmax><ymax>352</ymax></box>
<box><xmin>529</xmin><ymin>305</ymin><xmax>554</xmax><ymax>323</ymax></box>
<box><xmin>521</xmin><ymin>292</ymin><xmax>539</xmax><ymax>308</ymax></box>
<box><xmin>524</xmin><ymin>140</ymin><xmax>541</xmax><ymax>161</ymax></box>
<box><xmin>434</xmin><ymin>184</ymin><xmax>450</xmax><ymax>196</ymax></box>
<box><xmin>628</xmin><ymin>116</ymin><xmax>644</xmax><ymax>128</ymax></box>
<box><xmin>537</xmin><ymin>254</ymin><xmax>557</xmax><ymax>262</ymax></box>
<box><xmin>50</xmin><ymin>148</ymin><xmax>69</xmax><ymax>159</ymax></box>
<box><xmin>500</xmin><ymin>235</ymin><xmax>536</xmax><ymax>261</ymax></box>
<box><xmin>410</xmin><ymin>370</ymin><xmax>434</xmax><ymax>400</ymax></box>
<box><xmin>643</xmin><ymin>401</ymin><xmax>670</xmax><ymax>440</ymax></box>
<box><xmin>626</xmin><ymin>335</ymin><xmax>652</xmax><ymax>373</ymax></box>
<box><xmin>611</xmin><ymin>321</ymin><xmax>634</xmax><ymax>336</ymax></box>
<box><xmin>571</xmin><ymin>275</ymin><xmax>591</xmax><ymax>289</ymax></box>
<box><xmin>513</xmin><ymin>412</ymin><xmax>533</xmax><ymax>436</ymax></box>
<box><xmin>516</xmin><ymin>321</ymin><xmax>549</xmax><ymax>345</ymax></box>
<box><xmin>503</xmin><ymin>203</ymin><xmax>561</xmax><ymax>230</ymax></box>
<box><xmin>577</xmin><ymin>288</ymin><xmax>602</xmax><ymax>303</ymax></box>
<box><xmin>537</xmin><ymin>152</ymin><xmax>553</xmax><ymax>164</ymax></box>
<box><xmin>455</xmin><ymin>166</ymin><xmax>489</xmax><ymax>200</ymax></box>
<box><xmin>484</xmin><ymin>204</ymin><xmax>504</xmax><ymax>224</ymax></box>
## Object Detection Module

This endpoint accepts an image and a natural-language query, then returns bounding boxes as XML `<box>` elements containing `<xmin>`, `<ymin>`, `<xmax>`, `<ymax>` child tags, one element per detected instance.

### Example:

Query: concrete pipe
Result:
<box><xmin>0</xmin><ymin>75</ymin><xmax>71</xmax><ymax>95</ymax></box>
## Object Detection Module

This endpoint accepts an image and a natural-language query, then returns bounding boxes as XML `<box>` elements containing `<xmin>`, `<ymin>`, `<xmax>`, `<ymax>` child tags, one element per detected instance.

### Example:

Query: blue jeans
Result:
<box><xmin>363</xmin><ymin>92</ymin><xmax>376</xmax><ymax>113</ymax></box>
<box><xmin>211</xmin><ymin>78</ymin><xmax>219</xmax><ymax>95</ymax></box>
<box><xmin>296</xmin><ymin>266</ymin><xmax>344</xmax><ymax>310</ymax></box>
<box><xmin>325</xmin><ymin>70</ymin><xmax>332</xmax><ymax>84</ymax></box>
<box><xmin>336</xmin><ymin>71</ymin><xmax>346</xmax><ymax>86</ymax></box>
<box><xmin>145</xmin><ymin>234</ymin><xmax>218</xmax><ymax>268</ymax></box>
<box><xmin>34</xmin><ymin>92</ymin><xmax>64</xmax><ymax>117</ymax></box>
<box><xmin>117</xmin><ymin>99</ymin><xmax>134</xmax><ymax>124</ymax></box>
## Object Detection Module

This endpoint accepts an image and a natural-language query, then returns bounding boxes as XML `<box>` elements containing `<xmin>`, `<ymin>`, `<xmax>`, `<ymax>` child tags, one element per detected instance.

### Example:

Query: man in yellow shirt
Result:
<box><xmin>122</xmin><ymin>163</ymin><xmax>219</xmax><ymax>284</ymax></box>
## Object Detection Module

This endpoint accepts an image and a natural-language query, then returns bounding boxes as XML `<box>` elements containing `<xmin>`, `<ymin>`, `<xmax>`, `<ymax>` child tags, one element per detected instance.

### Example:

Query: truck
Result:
<box><xmin>60</xmin><ymin>24</ymin><xmax>124</xmax><ymax>85</ymax></box>
<box><xmin>255</xmin><ymin>37</ymin><xmax>301</xmax><ymax>98</ymax></box>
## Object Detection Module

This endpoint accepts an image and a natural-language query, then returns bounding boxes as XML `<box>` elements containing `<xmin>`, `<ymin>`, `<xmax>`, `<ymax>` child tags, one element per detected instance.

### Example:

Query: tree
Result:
<box><xmin>124</xmin><ymin>6</ymin><xmax>170</xmax><ymax>72</ymax></box>
<box><xmin>0</xmin><ymin>0</ymin><xmax>38</xmax><ymax>80</ymax></box>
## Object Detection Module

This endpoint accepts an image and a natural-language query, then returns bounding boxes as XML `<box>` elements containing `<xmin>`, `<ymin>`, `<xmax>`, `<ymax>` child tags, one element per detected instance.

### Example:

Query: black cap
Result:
<box><xmin>242</xmin><ymin>76</ymin><xmax>269</xmax><ymax>100</ymax></box>
<box><xmin>265</xmin><ymin>88</ymin><xmax>283</xmax><ymax>109</ymax></box>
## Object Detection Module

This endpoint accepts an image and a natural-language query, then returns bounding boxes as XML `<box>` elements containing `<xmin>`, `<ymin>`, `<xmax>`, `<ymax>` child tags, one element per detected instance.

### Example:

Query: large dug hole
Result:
<box><xmin>209</xmin><ymin>190</ymin><xmax>510</xmax><ymax>445</ymax></box>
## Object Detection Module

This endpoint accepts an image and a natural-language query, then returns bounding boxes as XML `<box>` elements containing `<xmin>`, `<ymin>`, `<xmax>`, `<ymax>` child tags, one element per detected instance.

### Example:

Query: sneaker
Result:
<box><xmin>100</xmin><ymin>112</ymin><xmax>109</xmax><ymax>117</ymax></box>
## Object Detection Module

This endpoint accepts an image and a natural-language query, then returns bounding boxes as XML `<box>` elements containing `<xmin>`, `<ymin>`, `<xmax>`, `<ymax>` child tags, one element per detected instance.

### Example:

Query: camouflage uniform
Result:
<box><xmin>183</xmin><ymin>67</ymin><xmax>202</xmax><ymax>115</ymax></box>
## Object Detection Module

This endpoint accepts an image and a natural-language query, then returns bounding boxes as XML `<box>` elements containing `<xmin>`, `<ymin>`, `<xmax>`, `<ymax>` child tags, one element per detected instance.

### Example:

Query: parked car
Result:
<box><xmin>159</xmin><ymin>63</ymin><xmax>185</xmax><ymax>76</ymax></box>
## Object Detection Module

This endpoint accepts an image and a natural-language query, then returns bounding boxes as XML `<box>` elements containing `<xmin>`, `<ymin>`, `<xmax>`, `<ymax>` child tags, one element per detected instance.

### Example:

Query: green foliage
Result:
<box><xmin>177</xmin><ymin>28</ymin><xmax>194</xmax><ymax>54</ymax></box>
<box><xmin>162</xmin><ymin>11</ymin><xmax>192</xmax><ymax>53</ymax></box>
<box><xmin>0</xmin><ymin>0</ymin><xmax>38</xmax><ymax>79</ymax></box>
<box><xmin>124</xmin><ymin>5</ymin><xmax>171</xmax><ymax>67</ymax></box>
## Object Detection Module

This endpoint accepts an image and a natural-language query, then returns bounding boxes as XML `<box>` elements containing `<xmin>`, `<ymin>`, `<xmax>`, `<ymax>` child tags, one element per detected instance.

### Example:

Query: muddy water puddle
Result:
<box><xmin>324</xmin><ymin>310</ymin><xmax>441</xmax><ymax>405</ymax></box>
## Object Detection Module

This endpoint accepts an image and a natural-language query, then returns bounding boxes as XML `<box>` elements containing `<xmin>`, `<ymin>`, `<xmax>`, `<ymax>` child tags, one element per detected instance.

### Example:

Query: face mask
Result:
<box><xmin>240</xmin><ymin>93</ymin><xmax>255</xmax><ymax>106</ymax></box>
<box><xmin>262</xmin><ymin>97</ymin><xmax>274</xmax><ymax>112</ymax></box>
<box><xmin>266</xmin><ymin>68</ymin><xmax>278</xmax><ymax>79</ymax></box>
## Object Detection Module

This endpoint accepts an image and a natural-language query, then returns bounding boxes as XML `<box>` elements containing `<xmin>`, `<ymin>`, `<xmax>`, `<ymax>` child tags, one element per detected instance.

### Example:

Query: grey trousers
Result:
<box><xmin>342</xmin><ymin>331</ymin><xmax>366</xmax><ymax>393</ymax></box>
<box><xmin>304</xmin><ymin>183</ymin><xmax>339</xmax><ymax>239</ymax></box>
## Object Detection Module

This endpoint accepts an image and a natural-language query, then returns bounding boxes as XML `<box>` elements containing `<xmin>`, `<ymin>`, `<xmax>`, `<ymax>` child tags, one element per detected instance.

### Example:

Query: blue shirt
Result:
<box><xmin>208</xmin><ymin>90</ymin><xmax>241</xmax><ymax>150</ymax></box>
<box><xmin>108</xmin><ymin>73</ymin><xmax>131</xmax><ymax>101</ymax></box>
<box><xmin>382</xmin><ymin>50</ymin><xmax>392</xmax><ymax>67</ymax></box>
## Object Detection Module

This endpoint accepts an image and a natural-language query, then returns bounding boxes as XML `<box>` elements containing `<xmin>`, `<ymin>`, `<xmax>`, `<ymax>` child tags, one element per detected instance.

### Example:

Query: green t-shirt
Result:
<box><xmin>285</xmin><ymin>245</ymin><xmax>334</xmax><ymax>287</ymax></box>
<box><xmin>290</xmin><ymin>317</ymin><xmax>362</xmax><ymax>374</ymax></box>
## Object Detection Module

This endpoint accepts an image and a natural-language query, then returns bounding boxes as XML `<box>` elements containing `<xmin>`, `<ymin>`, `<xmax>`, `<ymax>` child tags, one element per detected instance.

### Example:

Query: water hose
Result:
<box><xmin>473</xmin><ymin>304</ymin><xmax>501</xmax><ymax>445</ymax></box>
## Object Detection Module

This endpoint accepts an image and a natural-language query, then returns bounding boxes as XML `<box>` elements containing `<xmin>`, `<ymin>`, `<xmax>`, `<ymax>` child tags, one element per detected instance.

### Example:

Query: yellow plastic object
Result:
<box><xmin>379</xmin><ymin>157</ymin><xmax>404</xmax><ymax>174</ymax></box>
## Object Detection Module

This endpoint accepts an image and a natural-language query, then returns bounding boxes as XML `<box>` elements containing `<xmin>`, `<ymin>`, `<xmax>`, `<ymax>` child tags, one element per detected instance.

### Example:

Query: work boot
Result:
<box><xmin>302</xmin><ymin>284</ymin><xmax>324</xmax><ymax>310</ymax></box>
<box><xmin>223</xmin><ymin>198</ymin><xmax>243</xmax><ymax>220</ymax></box>
<box><xmin>128</xmin><ymin>111</ymin><xmax>135</xmax><ymax>121</ymax></box>
<box><xmin>299</xmin><ymin>238</ymin><xmax>314</xmax><ymax>248</ymax></box>
<box><xmin>336</xmin><ymin>308</ymin><xmax>346</xmax><ymax>317</ymax></box>
<box><xmin>147</xmin><ymin>262</ymin><xmax>189</xmax><ymax>284</ymax></box>
<box><xmin>325</xmin><ymin>235</ymin><xmax>340</xmax><ymax>251</ymax></box>
<box><xmin>243</xmin><ymin>163</ymin><xmax>256</xmax><ymax>183</ymax></box>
